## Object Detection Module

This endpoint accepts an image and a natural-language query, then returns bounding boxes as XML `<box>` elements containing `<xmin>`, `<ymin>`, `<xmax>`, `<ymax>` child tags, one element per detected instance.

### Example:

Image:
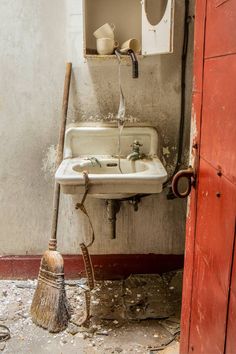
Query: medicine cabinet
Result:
<box><xmin>83</xmin><ymin>0</ymin><xmax>175</xmax><ymax>58</ymax></box>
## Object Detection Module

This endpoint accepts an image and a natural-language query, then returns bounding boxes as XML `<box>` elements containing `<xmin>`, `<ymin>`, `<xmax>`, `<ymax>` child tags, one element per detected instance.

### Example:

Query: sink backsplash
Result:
<box><xmin>64</xmin><ymin>126</ymin><xmax>159</xmax><ymax>158</ymax></box>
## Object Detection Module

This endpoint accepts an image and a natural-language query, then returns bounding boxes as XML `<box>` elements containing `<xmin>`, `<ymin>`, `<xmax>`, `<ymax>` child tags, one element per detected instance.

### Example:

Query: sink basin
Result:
<box><xmin>55</xmin><ymin>126</ymin><xmax>167</xmax><ymax>199</ymax></box>
<box><xmin>72</xmin><ymin>158</ymin><xmax>148</xmax><ymax>174</ymax></box>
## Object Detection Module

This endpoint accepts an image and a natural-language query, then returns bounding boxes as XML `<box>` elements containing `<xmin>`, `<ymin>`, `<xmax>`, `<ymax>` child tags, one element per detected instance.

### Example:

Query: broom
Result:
<box><xmin>31</xmin><ymin>62</ymin><xmax>72</xmax><ymax>332</ymax></box>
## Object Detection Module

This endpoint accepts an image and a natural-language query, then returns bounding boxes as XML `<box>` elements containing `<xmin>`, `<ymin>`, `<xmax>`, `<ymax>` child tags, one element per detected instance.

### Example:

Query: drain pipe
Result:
<box><xmin>106</xmin><ymin>200</ymin><xmax>121</xmax><ymax>239</ymax></box>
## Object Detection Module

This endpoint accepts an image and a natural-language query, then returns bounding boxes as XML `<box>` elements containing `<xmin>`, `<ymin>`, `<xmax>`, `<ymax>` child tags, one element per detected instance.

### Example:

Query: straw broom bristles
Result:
<box><xmin>31</xmin><ymin>250</ymin><xmax>70</xmax><ymax>332</ymax></box>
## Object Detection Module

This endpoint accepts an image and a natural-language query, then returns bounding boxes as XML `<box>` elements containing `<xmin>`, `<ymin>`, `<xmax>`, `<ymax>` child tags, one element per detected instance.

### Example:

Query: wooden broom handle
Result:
<box><xmin>49</xmin><ymin>63</ymin><xmax>72</xmax><ymax>250</ymax></box>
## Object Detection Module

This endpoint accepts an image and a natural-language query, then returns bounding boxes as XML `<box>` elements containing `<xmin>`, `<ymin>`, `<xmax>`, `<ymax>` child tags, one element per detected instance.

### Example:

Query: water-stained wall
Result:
<box><xmin>0</xmin><ymin>0</ymin><xmax>194</xmax><ymax>255</ymax></box>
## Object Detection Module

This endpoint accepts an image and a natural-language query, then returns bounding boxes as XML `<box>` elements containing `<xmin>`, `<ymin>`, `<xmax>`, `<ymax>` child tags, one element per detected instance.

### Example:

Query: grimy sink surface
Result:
<box><xmin>55</xmin><ymin>126</ymin><xmax>167</xmax><ymax>199</ymax></box>
<box><xmin>72</xmin><ymin>158</ymin><xmax>148</xmax><ymax>174</ymax></box>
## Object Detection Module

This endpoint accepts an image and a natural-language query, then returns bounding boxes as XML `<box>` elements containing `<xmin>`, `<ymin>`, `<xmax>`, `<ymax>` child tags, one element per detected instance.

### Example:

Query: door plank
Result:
<box><xmin>189</xmin><ymin>159</ymin><xmax>236</xmax><ymax>353</ymax></box>
<box><xmin>201</xmin><ymin>55</ymin><xmax>236</xmax><ymax>185</ymax></box>
<box><xmin>205</xmin><ymin>0</ymin><xmax>236</xmax><ymax>58</ymax></box>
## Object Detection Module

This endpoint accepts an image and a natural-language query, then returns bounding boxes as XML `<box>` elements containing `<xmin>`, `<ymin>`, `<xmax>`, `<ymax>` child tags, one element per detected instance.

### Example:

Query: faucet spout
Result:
<box><xmin>127</xmin><ymin>152</ymin><xmax>140</xmax><ymax>161</ymax></box>
<box><xmin>127</xmin><ymin>49</ymin><xmax>139</xmax><ymax>79</ymax></box>
<box><xmin>115</xmin><ymin>49</ymin><xmax>139</xmax><ymax>79</ymax></box>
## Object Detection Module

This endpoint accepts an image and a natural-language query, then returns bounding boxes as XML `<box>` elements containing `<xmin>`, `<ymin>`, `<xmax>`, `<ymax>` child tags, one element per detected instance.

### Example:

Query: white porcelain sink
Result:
<box><xmin>55</xmin><ymin>126</ymin><xmax>167</xmax><ymax>199</ymax></box>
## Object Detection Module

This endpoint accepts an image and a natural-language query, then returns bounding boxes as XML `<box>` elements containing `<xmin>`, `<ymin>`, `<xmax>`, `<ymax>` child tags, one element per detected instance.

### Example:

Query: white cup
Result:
<box><xmin>96</xmin><ymin>38</ymin><xmax>119</xmax><ymax>55</ymax></box>
<box><xmin>93</xmin><ymin>23</ymin><xmax>115</xmax><ymax>39</ymax></box>
<box><xmin>120</xmin><ymin>38</ymin><xmax>141</xmax><ymax>53</ymax></box>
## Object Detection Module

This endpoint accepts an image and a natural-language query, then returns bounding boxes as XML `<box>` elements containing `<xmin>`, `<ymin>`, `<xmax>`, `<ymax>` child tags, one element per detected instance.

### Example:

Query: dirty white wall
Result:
<box><xmin>0</xmin><ymin>0</ymin><xmax>194</xmax><ymax>255</ymax></box>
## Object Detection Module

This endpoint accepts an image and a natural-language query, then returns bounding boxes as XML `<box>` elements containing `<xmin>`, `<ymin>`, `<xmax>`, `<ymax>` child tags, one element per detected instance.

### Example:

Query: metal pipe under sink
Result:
<box><xmin>106</xmin><ymin>200</ymin><xmax>121</xmax><ymax>239</ymax></box>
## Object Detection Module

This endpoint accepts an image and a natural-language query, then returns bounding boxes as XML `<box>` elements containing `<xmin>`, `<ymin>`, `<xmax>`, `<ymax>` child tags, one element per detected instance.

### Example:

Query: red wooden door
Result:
<box><xmin>180</xmin><ymin>1</ymin><xmax>236</xmax><ymax>353</ymax></box>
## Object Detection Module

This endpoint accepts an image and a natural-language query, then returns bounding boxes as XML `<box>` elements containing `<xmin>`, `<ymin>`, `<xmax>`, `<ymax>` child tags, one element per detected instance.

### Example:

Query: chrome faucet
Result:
<box><xmin>127</xmin><ymin>140</ymin><xmax>143</xmax><ymax>161</ymax></box>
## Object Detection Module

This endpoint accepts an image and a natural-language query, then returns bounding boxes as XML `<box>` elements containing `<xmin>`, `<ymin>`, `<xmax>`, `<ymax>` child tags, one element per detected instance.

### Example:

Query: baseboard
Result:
<box><xmin>0</xmin><ymin>254</ymin><xmax>184</xmax><ymax>280</ymax></box>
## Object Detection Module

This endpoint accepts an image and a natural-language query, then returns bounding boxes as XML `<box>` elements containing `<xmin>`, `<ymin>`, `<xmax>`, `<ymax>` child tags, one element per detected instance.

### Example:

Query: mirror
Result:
<box><xmin>144</xmin><ymin>0</ymin><xmax>168</xmax><ymax>26</ymax></box>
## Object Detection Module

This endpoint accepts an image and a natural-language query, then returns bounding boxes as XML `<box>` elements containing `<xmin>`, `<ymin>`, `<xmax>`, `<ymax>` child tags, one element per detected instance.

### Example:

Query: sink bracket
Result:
<box><xmin>128</xmin><ymin>196</ymin><xmax>141</xmax><ymax>212</ymax></box>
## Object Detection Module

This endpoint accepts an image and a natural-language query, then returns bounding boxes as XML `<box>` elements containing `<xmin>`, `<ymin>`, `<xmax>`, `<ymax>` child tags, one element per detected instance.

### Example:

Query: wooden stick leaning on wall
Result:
<box><xmin>30</xmin><ymin>63</ymin><xmax>72</xmax><ymax>333</ymax></box>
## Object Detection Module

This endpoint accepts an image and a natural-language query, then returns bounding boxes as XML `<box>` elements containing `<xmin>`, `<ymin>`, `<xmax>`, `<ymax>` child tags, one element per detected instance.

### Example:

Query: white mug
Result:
<box><xmin>120</xmin><ymin>38</ymin><xmax>141</xmax><ymax>53</ymax></box>
<box><xmin>96</xmin><ymin>38</ymin><xmax>119</xmax><ymax>55</ymax></box>
<box><xmin>93</xmin><ymin>23</ymin><xmax>115</xmax><ymax>39</ymax></box>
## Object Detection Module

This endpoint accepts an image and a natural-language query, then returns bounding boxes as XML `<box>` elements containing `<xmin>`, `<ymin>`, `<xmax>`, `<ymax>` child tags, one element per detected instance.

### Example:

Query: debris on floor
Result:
<box><xmin>0</xmin><ymin>270</ymin><xmax>182</xmax><ymax>353</ymax></box>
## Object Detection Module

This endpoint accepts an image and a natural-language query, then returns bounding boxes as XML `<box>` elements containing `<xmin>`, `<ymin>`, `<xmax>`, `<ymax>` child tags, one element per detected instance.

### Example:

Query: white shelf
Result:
<box><xmin>84</xmin><ymin>54</ymin><xmax>144</xmax><ymax>60</ymax></box>
<box><xmin>83</xmin><ymin>0</ymin><xmax>174</xmax><ymax>57</ymax></box>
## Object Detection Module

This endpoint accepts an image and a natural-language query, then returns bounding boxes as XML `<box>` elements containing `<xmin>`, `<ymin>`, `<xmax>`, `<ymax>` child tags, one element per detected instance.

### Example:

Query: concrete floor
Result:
<box><xmin>0</xmin><ymin>271</ymin><xmax>182</xmax><ymax>353</ymax></box>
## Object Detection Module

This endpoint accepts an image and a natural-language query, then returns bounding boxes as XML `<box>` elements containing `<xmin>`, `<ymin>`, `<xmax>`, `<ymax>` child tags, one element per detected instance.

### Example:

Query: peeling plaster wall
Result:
<box><xmin>0</xmin><ymin>0</ymin><xmax>194</xmax><ymax>255</ymax></box>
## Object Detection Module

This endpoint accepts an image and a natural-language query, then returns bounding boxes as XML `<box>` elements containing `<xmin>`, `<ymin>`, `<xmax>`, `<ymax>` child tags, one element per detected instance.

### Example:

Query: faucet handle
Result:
<box><xmin>131</xmin><ymin>140</ymin><xmax>142</xmax><ymax>147</ymax></box>
<box><xmin>130</xmin><ymin>140</ymin><xmax>143</xmax><ymax>146</ymax></box>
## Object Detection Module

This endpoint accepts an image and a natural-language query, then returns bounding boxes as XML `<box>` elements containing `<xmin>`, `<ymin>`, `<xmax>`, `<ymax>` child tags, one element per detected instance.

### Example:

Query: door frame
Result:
<box><xmin>180</xmin><ymin>1</ymin><xmax>207</xmax><ymax>352</ymax></box>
